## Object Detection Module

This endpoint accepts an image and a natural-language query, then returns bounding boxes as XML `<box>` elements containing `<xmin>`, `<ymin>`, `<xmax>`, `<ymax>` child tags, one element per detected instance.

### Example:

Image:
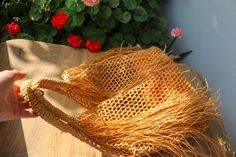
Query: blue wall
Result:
<box><xmin>161</xmin><ymin>0</ymin><xmax>236</xmax><ymax>147</ymax></box>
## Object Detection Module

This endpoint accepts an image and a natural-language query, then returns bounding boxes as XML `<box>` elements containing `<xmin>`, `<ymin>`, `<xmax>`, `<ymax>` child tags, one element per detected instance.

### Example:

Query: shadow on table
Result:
<box><xmin>5</xmin><ymin>39</ymin><xmax>96</xmax><ymax>110</ymax></box>
<box><xmin>0</xmin><ymin>120</ymin><xmax>29</xmax><ymax>157</ymax></box>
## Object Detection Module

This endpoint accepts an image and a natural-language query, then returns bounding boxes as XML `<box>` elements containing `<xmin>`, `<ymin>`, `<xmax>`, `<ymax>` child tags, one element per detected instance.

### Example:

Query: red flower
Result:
<box><xmin>92</xmin><ymin>41</ymin><xmax>102</xmax><ymax>52</ymax></box>
<box><xmin>67</xmin><ymin>35</ymin><xmax>83</xmax><ymax>48</ymax></box>
<box><xmin>51</xmin><ymin>12</ymin><xmax>69</xmax><ymax>29</ymax></box>
<box><xmin>85</xmin><ymin>38</ymin><xmax>102</xmax><ymax>52</ymax></box>
<box><xmin>85</xmin><ymin>38</ymin><xmax>93</xmax><ymax>48</ymax></box>
<box><xmin>6</xmin><ymin>22</ymin><xmax>21</xmax><ymax>35</ymax></box>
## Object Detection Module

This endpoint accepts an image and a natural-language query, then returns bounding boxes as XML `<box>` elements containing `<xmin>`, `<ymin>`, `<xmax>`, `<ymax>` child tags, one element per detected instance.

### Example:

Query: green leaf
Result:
<box><xmin>96</xmin><ymin>17</ymin><xmax>106</xmax><ymax>27</ymax></box>
<box><xmin>65</xmin><ymin>0</ymin><xmax>85</xmax><ymax>13</ymax></box>
<box><xmin>17</xmin><ymin>33</ymin><xmax>35</xmax><ymax>40</ymax></box>
<box><xmin>33</xmin><ymin>13</ymin><xmax>50</xmax><ymax>25</ymax></box>
<box><xmin>70</xmin><ymin>13</ymin><xmax>85</xmax><ymax>27</ymax></box>
<box><xmin>49</xmin><ymin>1</ymin><xmax>60</xmax><ymax>13</ymax></box>
<box><xmin>123</xmin><ymin>34</ymin><xmax>136</xmax><ymax>45</ymax></box>
<box><xmin>133</xmin><ymin>6</ymin><xmax>148</xmax><ymax>22</ymax></box>
<box><xmin>145</xmin><ymin>7</ymin><xmax>157</xmax><ymax>19</ymax></box>
<box><xmin>90</xmin><ymin>14</ymin><xmax>97</xmax><ymax>21</ymax></box>
<box><xmin>122</xmin><ymin>0</ymin><xmax>137</xmax><ymax>10</ymax></box>
<box><xmin>35</xmin><ymin>0</ymin><xmax>46</xmax><ymax>6</ymax></box>
<box><xmin>136</xmin><ymin>0</ymin><xmax>142</xmax><ymax>4</ymax></box>
<box><xmin>82</xmin><ymin>27</ymin><xmax>106</xmax><ymax>44</ymax></box>
<box><xmin>108</xmin><ymin>33</ymin><xmax>123</xmax><ymax>47</ymax></box>
<box><xmin>38</xmin><ymin>34</ymin><xmax>53</xmax><ymax>43</ymax></box>
<box><xmin>148</xmin><ymin>0</ymin><xmax>159</xmax><ymax>10</ymax></box>
<box><xmin>21</xmin><ymin>23</ymin><xmax>35</xmax><ymax>35</ymax></box>
<box><xmin>113</xmin><ymin>33</ymin><xmax>123</xmax><ymax>41</ymax></box>
<box><xmin>93</xmin><ymin>29</ymin><xmax>106</xmax><ymax>44</ymax></box>
<box><xmin>159</xmin><ymin>17</ymin><xmax>168</xmax><ymax>28</ymax></box>
<box><xmin>108</xmin><ymin>34</ymin><xmax>125</xmax><ymax>47</ymax></box>
<box><xmin>105</xmin><ymin>17</ymin><xmax>116</xmax><ymax>29</ymax></box>
<box><xmin>121</xmin><ymin>24</ymin><xmax>132</xmax><ymax>33</ymax></box>
<box><xmin>141</xmin><ymin>29</ymin><xmax>160</xmax><ymax>44</ymax></box>
<box><xmin>96</xmin><ymin>17</ymin><xmax>115</xmax><ymax>29</ymax></box>
<box><xmin>121</xmin><ymin>20</ymin><xmax>143</xmax><ymax>33</ymax></box>
<box><xmin>29</xmin><ymin>5</ymin><xmax>43</xmax><ymax>21</ymax></box>
<box><xmin>99</xmin><ymin>5</ymin><xmax>112</xmax><ymax>19</ymax></box>
<box><xmin>108</xmin><ymin>0</ymin><xmax>120</xmax><ymax>8</ymax></box>
<box><xmin>119</xmin><ymin>11</ymin><xmax>132</xmax><ymax>24</ymax></box>
<box><xmin>6</xmin><ymin>2</ymin><xmax>28</xmax><ymax>16</ymax></box>
<box><xmin>37</xmin><ymin>25</ymin><xmax>57</xmax><ymax>43</ymax></box>
<box><xmin>0</xmin><ymin>9</ymin><xmax>10</xmax><ymax>24</ymax></box>
<box><xmin>29</xmin><ymin>3</ymin><xmax>50</xmax><ymax>24</ymax></box>
<box><xmin>87</xmin><ymin>5</ymin><xmax>99</xmax><ymax>15</ymax></box>
<box><xmin>59</xmin><ymin>38</ymin><xmax>69</xmax><ymax>46</ymax></box>
<box><xmin>110</xmin><ymin>41</ymin><xmax>120</xmax><ymax>48</ymax></box>
<box><xmin>113</xmin><ymin>8</ymin><xmax>122</xmax><ymax>21</ymax></box>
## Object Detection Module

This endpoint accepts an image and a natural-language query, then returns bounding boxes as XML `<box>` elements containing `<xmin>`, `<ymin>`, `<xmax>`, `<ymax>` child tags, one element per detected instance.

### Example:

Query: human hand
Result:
<box><xmin>0</xmin><ymin>70</ymin><xmax>37</xmax><ymax>121</ymax></box>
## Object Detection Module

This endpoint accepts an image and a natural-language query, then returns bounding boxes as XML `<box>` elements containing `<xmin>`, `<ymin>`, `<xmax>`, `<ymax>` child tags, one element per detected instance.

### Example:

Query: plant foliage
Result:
<box><xmin>0</xmin><ymin>0</ymin><xmax>171</xmax><ymax>50</ymax></box>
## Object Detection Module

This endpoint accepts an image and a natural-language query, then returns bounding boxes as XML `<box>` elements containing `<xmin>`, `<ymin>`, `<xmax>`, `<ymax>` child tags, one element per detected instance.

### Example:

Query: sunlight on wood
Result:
<box><xmin>0</xmin><ymin>39</ymin><xmax>102</xmax><ymax>157</ymax></box>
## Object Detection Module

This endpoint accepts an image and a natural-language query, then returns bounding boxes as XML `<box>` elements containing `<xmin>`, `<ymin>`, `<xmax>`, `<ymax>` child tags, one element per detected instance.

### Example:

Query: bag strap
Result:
<box><xmin>20</xmin><ymin>79</ymin><xmax>101</xmax><ymax>150</ymax></box>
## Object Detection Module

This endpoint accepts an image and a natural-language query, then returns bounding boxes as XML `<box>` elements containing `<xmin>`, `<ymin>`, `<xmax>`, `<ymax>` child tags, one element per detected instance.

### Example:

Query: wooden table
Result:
<box><xmin>0</xmin><ymin>39</ymin><xmax>102</xmax><ymax>157</ymax></box>
<box><xmin>0</xmin><ymin>39</ymin><xmax>234</xmax><ymax>157</ymax></box>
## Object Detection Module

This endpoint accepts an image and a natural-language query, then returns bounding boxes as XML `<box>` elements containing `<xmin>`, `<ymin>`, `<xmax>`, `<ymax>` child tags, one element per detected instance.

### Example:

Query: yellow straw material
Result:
<box><xmin>20</xmin><ymin>46</ymin><xmax>235</xmax><ymax>157</ymax></box>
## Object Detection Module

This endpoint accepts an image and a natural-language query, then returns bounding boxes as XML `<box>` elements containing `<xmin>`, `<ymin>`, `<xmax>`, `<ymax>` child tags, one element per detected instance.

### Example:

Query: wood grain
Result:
<box><xmin>0</xmin><ymin>39</ymin><xmax>102</xmax><ymax>157</ymax></box>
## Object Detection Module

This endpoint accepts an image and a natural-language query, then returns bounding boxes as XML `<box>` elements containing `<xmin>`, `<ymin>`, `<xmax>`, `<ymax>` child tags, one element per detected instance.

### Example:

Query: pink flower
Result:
<box><xmin>81</xmin><ymin>0</ymin><xmax>100</xmax><ymax>7</ymax></box>
<box><xmin>171</xmin><ymin>27</ymin><xmax>183</xmax><ymax>38</ymax></box>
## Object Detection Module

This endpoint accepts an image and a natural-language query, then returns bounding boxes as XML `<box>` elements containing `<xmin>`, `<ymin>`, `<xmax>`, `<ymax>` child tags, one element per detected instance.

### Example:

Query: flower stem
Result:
<box><xmin>166</xmin><ymin>37</ymin><xmax>177</xmax><ymax>52</ymax></box>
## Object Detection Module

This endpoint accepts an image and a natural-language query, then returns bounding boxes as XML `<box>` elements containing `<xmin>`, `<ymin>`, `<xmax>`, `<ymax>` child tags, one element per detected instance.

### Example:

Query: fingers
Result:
<box><xmin>19</xmin><ymin>100</ymin><xmax>38</xmax><ymax>118</ymax></box>
<box><xmin>13</xmin><ymin>84</ymin><xmax>24</xmax><ymax>101</ymax></box>
<box><xmin>20</xmin><ymin>109</ymin><xmax>38</xmax><ymax>118</ymax></box>
<box><xmin>19</xmin><ymin>99</ymin><xmax>30</xmax><ymax>108</ymax></box>
<box><xmin>11</xmin><ymin>70</ymin><xmax>27</xmax><ymax>81</ymax></box>
<box><xmin>13</xmin><ymin>84</ymin><xmax>20</xmax><ymax>93</ymax></box>
<box><xmin>0</xmin><ymin>70</ymin><xmax>27</xmax><ymax>82</ymax></box>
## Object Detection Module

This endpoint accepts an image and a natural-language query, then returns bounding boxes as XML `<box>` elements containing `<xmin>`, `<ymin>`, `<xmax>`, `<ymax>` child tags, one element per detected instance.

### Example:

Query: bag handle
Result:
<box><xmin>20</xmin><ymin>79</ymin><xmax>101</xmax><ymax>150</ymax></box>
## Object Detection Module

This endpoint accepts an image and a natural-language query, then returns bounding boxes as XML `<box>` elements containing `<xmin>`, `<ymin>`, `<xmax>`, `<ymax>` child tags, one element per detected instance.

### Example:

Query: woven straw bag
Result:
<box><xmin>20</xmin><ymin>47</ymin><xmax>234</xmax><ymax>157</ymax></box>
